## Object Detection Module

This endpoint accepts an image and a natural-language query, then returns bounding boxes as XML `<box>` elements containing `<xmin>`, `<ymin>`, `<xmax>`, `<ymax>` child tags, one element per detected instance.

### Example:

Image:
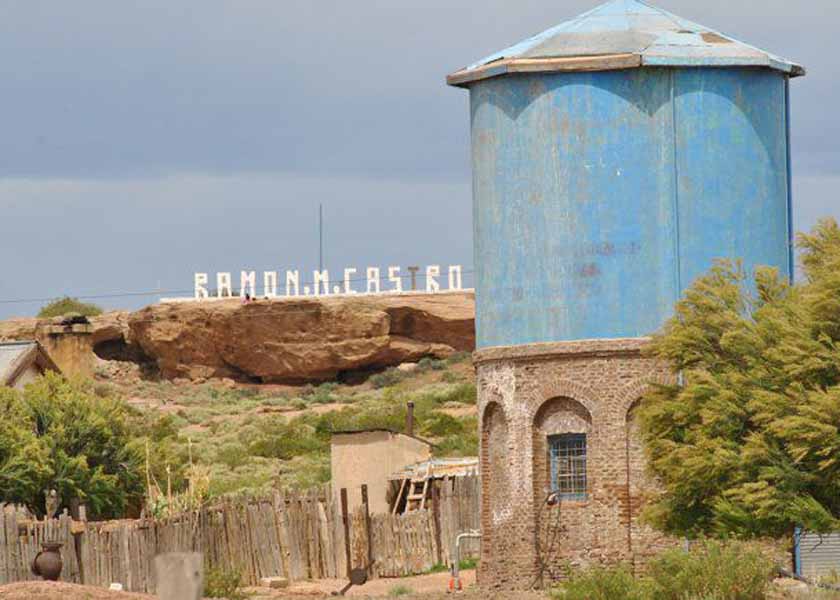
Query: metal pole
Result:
<box><xmin>406</xmin><ymin>402</ymin><xmax>415</xmax><ymax>437</ymax></box>
<box><xmin>319</xmin><ymin>203</ymin><xmax>324</xmax><ymax>273</ymax></box>
<box><xmin>450</xmin><ymin>530</ymin><xmax>481</xmax><ymax>592</ymax></box>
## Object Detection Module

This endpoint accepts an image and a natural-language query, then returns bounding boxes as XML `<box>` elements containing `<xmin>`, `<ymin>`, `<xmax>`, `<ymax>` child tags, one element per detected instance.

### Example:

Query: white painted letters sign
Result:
<box><xmin>177</xmin><ymin>264</ymin><xmax>466</xmax><ymax>302</ymax></box>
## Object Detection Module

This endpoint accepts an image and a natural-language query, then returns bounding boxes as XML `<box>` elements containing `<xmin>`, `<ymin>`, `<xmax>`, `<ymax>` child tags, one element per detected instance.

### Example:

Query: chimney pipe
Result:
<box><xmin>406</xmin><ymin>402</ymin><xmax>415</xmax><ymax>436</ymax></box>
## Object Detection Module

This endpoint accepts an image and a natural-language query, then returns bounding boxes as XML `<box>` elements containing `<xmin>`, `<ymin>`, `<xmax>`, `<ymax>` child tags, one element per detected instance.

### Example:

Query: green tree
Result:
<box><xmin>0</xmin><ymin>373</ymin><xmax>145</xmax><ymax>518</ymax></box>
<box><xmin>37</xmin><ymin>296</ymin><xmax>103</xmax><ymax>318</ymax></box>
<box><xmin>0</xmin><ymin>388</ymin><xmax>52</xmax><ymax>506</ymax></box>
<box><xmin>638</xmin><ymin>218</ymin><xmax>840</xmax><ymax>538</ymax></box>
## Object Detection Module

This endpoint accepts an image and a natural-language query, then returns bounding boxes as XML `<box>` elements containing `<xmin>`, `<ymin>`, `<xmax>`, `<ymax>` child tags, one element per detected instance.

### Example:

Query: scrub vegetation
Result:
<box><xmin>553</xmin><ymin>540</ymin><xmax>775</xmax><ymax>600</ymax></box>
<box><xmin>37</xmin><ymin>296</ymin><xmax>103</xmax><ymax>318</ymax></box>
<box><xmin>93</xmin><ymin>351</ymin><xmax>477</xmax><ymax>509</ymax></box>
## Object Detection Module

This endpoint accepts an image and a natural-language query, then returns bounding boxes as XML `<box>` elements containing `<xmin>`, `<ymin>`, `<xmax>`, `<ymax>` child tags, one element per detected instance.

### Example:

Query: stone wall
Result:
<box><xmin>475</xmin><ymin>337</ymin><xmax>677</xmax><ymax>590</ymax></box>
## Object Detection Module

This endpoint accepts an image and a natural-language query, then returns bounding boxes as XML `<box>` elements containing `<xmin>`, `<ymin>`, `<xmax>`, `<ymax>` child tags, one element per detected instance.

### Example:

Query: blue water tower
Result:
<box><xmin>448</xmin><ymin>0</ymin><xmax>804</xmax><ymax>589</ymax></box>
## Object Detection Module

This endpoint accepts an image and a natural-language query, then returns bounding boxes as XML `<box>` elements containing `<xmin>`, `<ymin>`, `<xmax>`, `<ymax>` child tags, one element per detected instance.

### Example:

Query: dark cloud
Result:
<box><xmin>0</xmin><ymin>0</ymin><xmax>832</xmax><ymax>179</ymax></box>
<box><xmin>0</xmin><ymin>1</ymin><xmax>836</xmax><ymax>317</ymax></box>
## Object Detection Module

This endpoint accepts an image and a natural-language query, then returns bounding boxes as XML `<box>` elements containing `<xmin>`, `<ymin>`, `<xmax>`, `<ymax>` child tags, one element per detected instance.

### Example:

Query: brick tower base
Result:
<box><xmin>474</xmin><ymin>338</ymin><xmax>676</xmax><ymax>590</ymax></box>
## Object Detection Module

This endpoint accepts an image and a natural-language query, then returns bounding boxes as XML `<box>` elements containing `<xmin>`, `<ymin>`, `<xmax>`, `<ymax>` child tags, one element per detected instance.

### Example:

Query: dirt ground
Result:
<box><xmin>1</xmin><ymin>576</ymin><xmax>833</xmax><ymax>599</ymax></box>
<box><xmin>248</xmin><ymin>570</ymin><xmax>542</xmax><ymax>599</ymax></box>
<box><xmin>0</xmin><ymin>581</ymin><xmax>153</xmax><ymax>599</ymax></box>
<box><xmin>0</xmin><ymin>571</ymin><xmax>548</xmax><ymax>600</ymax></box>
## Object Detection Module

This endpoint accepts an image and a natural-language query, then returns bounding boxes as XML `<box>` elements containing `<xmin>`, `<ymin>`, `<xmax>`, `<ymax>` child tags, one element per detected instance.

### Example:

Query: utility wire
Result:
<box><xmin>0</xmin><ymin>269</ymin><xmax>476</xmax><ymax>306</ymax></box>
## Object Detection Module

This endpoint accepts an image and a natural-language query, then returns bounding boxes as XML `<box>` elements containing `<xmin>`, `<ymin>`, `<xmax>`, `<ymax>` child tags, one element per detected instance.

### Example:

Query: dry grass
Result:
<box><xmin>96</xmin><ymin>354</ymin><xmax>478</xmax><ymax>500</ymax></box>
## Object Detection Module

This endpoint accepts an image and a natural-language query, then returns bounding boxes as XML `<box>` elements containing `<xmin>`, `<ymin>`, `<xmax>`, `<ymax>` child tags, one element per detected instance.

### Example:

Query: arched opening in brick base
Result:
<box><xmin>532</xmin><ymin>397</ymin><xmax>592</xmax><ymax>584</ymax></box>
<box><xmin>480</xmin><ymin>401</ymin><xmax>509</xmax><ymax>579</ymax></box>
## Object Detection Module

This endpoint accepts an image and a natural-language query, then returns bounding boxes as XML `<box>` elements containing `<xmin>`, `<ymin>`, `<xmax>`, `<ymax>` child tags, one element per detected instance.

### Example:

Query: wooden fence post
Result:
<box><xmin>431</xmin><ymin>481</ymin><xmax>443</xmax><ymax>566</ymax></box>
<box><xmin>361</xmin><ymin>485</ymin><xmax>373</xmax><ymax>574</ymax></box>
<box><xmin>340</xmin><ymin>488</ymin><xmax>351</xmax><ymax>578</ymax></box>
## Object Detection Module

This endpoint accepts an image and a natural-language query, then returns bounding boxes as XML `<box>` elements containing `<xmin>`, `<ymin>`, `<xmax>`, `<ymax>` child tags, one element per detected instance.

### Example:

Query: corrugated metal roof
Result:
<box><xmin>448</xmin><ymin>0</ymin><xmax>804</xmax><ymax>86</ymax></box>
<box><xmin>389</xmin><ymin>457</ymin><xmax>479</xmax><ymax>480</ymax></box>
<box><xmin>0</xmin><ymin>341</ymin><xmax>38</xmax><ymax>386</ymax></box>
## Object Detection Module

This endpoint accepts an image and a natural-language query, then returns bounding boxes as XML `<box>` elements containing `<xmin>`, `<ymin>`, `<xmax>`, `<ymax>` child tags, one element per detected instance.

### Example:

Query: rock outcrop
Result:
<box><xmin>0</xmin><ymin>311</ymin><xmax>132</xmax><ymax>347</ymax></box>
<box><xmin>0</xmin><ymin>292</ymin><xmax>476</xmax><ymax>384</ymax></box>
<box><xmin>128</xmin><ymin>292</ymin><xmax>475</xmax><ymax>383</ymax></box>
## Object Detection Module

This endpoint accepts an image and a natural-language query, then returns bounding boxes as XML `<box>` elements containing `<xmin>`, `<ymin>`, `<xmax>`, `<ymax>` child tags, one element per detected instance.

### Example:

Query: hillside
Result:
<box><xmin>0</xmin><ymin>292</ymin><xmax>478</xmax><ymax>505</ymax></box>
<box><xmin>97</xmin><ymin>351</ymin><xmax>477</xmax><ymax>502</ymax></box>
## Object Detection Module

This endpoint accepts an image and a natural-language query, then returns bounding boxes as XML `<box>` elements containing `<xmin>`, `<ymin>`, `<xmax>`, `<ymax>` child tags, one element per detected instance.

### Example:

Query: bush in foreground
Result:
<box><xmin>554</xmin><ymin>564</ymin><xmax>647</xmax><ymax>600</ymax></box>
<box><xmin>204</xmin><ymin>565</ymin><xmax>249</xmax><ymax>600</ymax></box>
<box><xmin>0</xmin><ymin>373</ymin><xmax>144</xmax><ymax>519</ymax></box>
<box><xmin>553</xmin><ymin>540</ymin><xmax>774</xmax><ymax>600</ymax></box>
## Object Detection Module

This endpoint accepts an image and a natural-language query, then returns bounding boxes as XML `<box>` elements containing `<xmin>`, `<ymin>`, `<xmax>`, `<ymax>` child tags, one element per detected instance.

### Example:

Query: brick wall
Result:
<box><xmin>475</xmin><ymin>338</ymin><xmax>677</xmax><ymax>589</ymax></box>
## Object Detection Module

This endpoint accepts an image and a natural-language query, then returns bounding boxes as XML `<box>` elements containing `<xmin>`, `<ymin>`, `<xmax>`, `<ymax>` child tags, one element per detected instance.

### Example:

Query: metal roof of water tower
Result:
<box><xmin>447</xmin><ymin>0</ymin><xmax>804</xmax><ymax>87</ymax></box>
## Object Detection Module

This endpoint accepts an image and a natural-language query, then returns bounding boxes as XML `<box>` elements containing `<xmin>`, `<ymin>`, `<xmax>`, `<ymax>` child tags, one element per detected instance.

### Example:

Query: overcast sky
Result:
<box><xmin>0</xmin><ymin>0</ymin><xmax>836</xmax><ymax>319</ymax></box>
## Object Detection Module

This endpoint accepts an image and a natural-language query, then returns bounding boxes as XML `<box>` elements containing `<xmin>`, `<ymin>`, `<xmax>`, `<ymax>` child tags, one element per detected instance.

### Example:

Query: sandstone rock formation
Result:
<box><xmin>0</xmin><ymin>311</ymin><xmax>131</xmax><ymax>347</ymax></box>
<box><xmin>0</xmin><ymin>293</ymin><xmax>475</xmax><ymax>384</ymax></box>
<box><xmin>128</xmin><ymin>292</ymin><xmax>475</xmax><ymax>383</ymax></box>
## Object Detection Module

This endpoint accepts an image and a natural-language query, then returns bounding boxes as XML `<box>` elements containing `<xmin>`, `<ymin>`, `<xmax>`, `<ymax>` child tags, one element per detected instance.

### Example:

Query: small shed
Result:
<box><xmin>389</xmin><ymin>457</ymin><xmax>479</xmax><ymax>514</ymax></box>
<box><xmin>331</xmin><ymin>429</ymin><xmax>432</xmax><ymax>515</ymax></box>
<box><xmin>797</xmin><ymin>530</ymin><xmax>840</xmax><ymax>580</ymax></box>
<box><xmin>0</xmin><ymin>341</ymin><xmax>60</xmax><ymax>389</ymax></box>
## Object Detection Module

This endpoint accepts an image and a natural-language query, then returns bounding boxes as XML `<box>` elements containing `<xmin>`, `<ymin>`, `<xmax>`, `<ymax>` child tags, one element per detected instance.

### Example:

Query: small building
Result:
<box><xmin>0</xmin><ymin>341</ymin><xmax>60</xmax><ymax>389</ymax></box>
<box><xmin>331</xmin><ymin>429</ymin><xmax>432</xmax><ymax>515</ymax></box>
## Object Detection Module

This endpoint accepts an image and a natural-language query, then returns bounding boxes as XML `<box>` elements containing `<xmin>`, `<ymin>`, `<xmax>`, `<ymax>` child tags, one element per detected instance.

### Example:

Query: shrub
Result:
<box><xmin>307</xmin><ymin>382</ymin><xmax>339</xmax><ymax>404</ymax></box>
<box><xmin>388</xmin><ymin>585</ymin><xmax>413</xmax><ymax>597</ymax></box>
<box><xmin>37</xmin><ymin>296</ymin><xmax>103</xmax><ymax>318</ymax></box>
<box><xmin>552</xmin><ymin>540</ymin><xmax>774</xmax><ymax>600</ymax></box>
<box><xmin>93</xmin><ymin>382</ymin><xmax>113</xmax><ymax>398</ymax></box>
<box><xmin>458</xmin><ymin>557</ymin><xmax>479</xmax><ymax>571</ymax></box>
<box><xmin>440</xmin><ymin>383</ymin><xmax>477</xmax><ymax>405</ymax></box>
<box><xmin>260</xmin><ymin>395</ymin><xmax>289</xmax><ymax>407</ymax></box>
<box><xmin>646</xmin><ymin>540</ymin><xmax>773</xmax><ymax>600</ymax></box>
<box><xmin>370</xmin><ymin>368</ymin><xmax>405</xmax><ymax>389</ymax></box>
<box><xmin>248</xmin><ymin>420</ymin><xmax>325</xmax><ymax>460</ymax></box>
<box><xmin>417</xmin><ymin>357</ymin><xmax>446</xmax><ymax>372</ymax></box>
<box><xmin>427</xmin><ymin>558</ymin><xmax>479</xmax><ymax>574</ymax></box>
<box><xmin>421</xmin><ymin>413</ymin><xmax>465</xmax><ymax>437</ymax></box>
<box><xmin>204</xmin><ymin>565</ymin><xmax>249</xmax><ymax>600</ymax></box>
<box><xmin>148</xmin><ymin>415</ymin><xmax>181</xmax><ymax>442</ymax></box>
<box><xmin>552</xmin><ymin>564</ymin><xmax>649</xmax><ymax>600</ymax></box>
<box><xmin>441</xmin><ymin>371</ymin><xmax>462</xmax><ymax>383</ymax></box>
<box><xmin>433</xmin><ymin>428</ymin><xmax>479</xmax><ymax>458</ymax></box>
<box><xmin>216</xmin><ymin>442</ymin><xmax>249</xmax><ymax>470</ymax></box>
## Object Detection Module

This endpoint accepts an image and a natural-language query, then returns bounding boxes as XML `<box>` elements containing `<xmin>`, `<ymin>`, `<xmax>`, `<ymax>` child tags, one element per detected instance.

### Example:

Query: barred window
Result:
<box><xmin>549</xmin><ymin>433</ymin><xmax>587</xmax><ymax>500</ymax></box>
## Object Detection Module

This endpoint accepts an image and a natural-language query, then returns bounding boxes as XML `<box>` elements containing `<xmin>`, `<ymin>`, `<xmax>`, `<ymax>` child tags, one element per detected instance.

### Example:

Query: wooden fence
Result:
<box><xmin>0</xmin><ymin>476</ymin><xmax>479</xmax><ymax>593</ymax></box>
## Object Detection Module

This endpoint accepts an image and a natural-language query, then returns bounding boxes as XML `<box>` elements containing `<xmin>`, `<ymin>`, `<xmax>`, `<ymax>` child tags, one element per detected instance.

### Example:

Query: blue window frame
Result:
<box><xmin>549</xmin><ymin>433</ymin><xmax>587</xmax><ymax>500</ymax></box>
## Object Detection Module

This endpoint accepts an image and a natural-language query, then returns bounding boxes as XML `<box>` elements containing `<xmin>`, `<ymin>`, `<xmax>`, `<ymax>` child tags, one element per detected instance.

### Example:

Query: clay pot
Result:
<box><xmin>31</xmin><ymin>541</ymin><xmax>63</xmax><ymax>581</ymax></box>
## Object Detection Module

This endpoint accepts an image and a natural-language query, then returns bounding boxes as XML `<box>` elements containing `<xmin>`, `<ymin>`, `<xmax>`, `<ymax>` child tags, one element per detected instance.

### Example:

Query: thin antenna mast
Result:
<box><xmin>319</xmin><ymin>203</ymin><xmax>324</xmax><ymax>272</ymax></box>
